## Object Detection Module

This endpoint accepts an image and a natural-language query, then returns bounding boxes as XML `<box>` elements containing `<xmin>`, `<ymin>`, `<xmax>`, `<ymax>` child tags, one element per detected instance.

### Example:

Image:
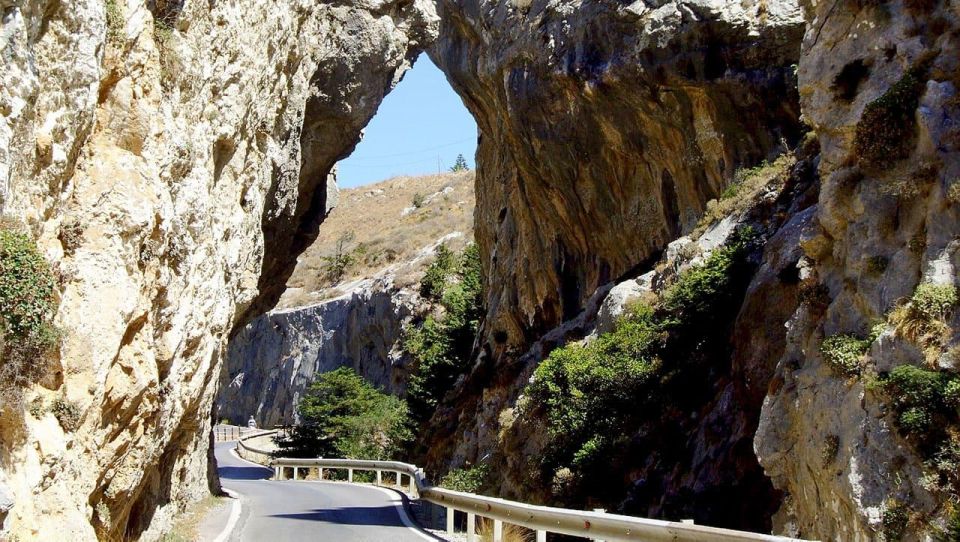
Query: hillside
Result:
<box><xmin>280</xmin><ymin>170</ymin><xmax>475</xmax><ymax>308</ymax></box>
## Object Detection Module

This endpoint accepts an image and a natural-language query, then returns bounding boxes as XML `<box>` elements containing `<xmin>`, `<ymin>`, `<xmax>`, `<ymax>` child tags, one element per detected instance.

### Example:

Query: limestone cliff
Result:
<box><xmin>219</xmin><ymin>171</ymin><xmax>474</xmax><ymax>429</ymax></box>
<box><xmin>220</xmin><ymin>279</ymin><xmax>422</xmax><ymax>429</ymax></box>
<box><xmin>0</xmin><ymin>0</ymin><xmax>436</xmax><ymax>539</ymax></box>
<box><xmin>755</xmin><ymin>2</ymin><xmax>960</xmax><ymax>539</ymax></box>
<box><xmin>430</xmin><ymin>0</ymin><xmax>805</xmax><ymax>348</ymax></box>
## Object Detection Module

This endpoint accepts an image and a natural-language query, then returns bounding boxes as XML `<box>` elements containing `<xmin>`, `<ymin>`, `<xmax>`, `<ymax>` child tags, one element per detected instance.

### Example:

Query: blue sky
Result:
<box><xmin>336</xmin><ymin>55</ymin><xmax>478</xmax><ymax>188</ymax></box>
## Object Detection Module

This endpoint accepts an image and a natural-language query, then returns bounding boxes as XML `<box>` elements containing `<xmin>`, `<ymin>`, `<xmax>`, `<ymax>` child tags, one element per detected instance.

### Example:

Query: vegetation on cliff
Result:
<box><xmin>0</xmin><ymin>225</ymin><xmax>59</xmax><ymax>409</ymax></box>
<box><xmin>404</xmin><ymin>243</ymin><xmax>484</xmax><ymax>424</ymax></box>
<box><xmin>527</xmin><ymin>228</ymin><xmax>759</xmax><ymax>509</ymax></box>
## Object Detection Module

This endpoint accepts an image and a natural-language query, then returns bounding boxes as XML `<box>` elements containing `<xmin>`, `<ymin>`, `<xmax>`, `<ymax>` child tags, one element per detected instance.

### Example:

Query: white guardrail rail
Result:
<box><xmin>268</xmin><ymin>456</ymin><xmax>810</xmax><ymax>542</ymax></box>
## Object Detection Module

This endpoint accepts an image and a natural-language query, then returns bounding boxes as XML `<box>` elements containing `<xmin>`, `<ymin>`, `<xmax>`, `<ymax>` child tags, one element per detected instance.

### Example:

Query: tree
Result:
<box><xmin>450</xmin><ymin>154</ymin><xmax>469</xmax><ymax>172</ymax></box>
<box><xmin>320</xmin><ymin>231</ymin><xmax>356</xmax><ymax>284</ymax></box>
<box><xmin>274</xmin><ymin>368</ymin><xmax>411</xmax><ymax>459</ymax></box>
<box><xmin>405</xmin><ymin>244</ymin><xmax>484</xmax><ymax>424</ymax></box>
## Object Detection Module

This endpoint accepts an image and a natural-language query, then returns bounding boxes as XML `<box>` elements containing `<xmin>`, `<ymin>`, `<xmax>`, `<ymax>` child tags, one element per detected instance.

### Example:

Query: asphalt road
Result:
<box><xmin>215</xmin><ymin>441</ymin><xmax>439</xmax><ymax>542</ymax></box>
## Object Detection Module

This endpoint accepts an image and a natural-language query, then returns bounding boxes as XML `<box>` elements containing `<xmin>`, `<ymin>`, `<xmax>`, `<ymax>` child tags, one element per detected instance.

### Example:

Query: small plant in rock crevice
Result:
<box><xmin>854</xmin><ymin>64</ymin><xmax>929</xmax><ymax>170</ymax></box>
<box><xmin>889</xmin><ymin>283</ymin><xmax>958</xmax><ymax>356</ymax></box>
<box><xmin>50</xmin><ymin>397</ymin><xmax>82</xmax><ymax>431</ymax></box>
<box><xmin>105</xmin><ymin>0</ymin><xmax>124</xmax><ymax>45</ymax></box>
<box><xmin>882</xmin><ymin>499</ymin><xmax>910</xmax><ymax>542</ymax></box>
<box><xmin>820</xmin><ymin>334</ymin><xmax>871</xmax><ymax>377</ymax></box>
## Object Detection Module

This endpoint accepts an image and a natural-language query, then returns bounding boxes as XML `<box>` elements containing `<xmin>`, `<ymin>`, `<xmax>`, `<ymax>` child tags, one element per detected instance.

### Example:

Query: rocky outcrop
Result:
<box><xmin>755</xmin><ymin>2</ymin><xmax>960</xmax><ymax>539</ymax></box>
<box><xmin>0</xmin><ymin>0</ymin><xmax>436</xmax><ymax>540</ymax></box>
<box><xmin>422</xmin><ymin>146</ymin><xmax>820</xmax><ymax>531</ymax></box>
<box><xmin>220</xmin><ymin>277</ymin><xmax>423</xmax><ymax>429</ymax></box>
<box><xmin>431</xmin><ymin>0</ymin><xmax>805</xmax><ymax>349</ymax></box>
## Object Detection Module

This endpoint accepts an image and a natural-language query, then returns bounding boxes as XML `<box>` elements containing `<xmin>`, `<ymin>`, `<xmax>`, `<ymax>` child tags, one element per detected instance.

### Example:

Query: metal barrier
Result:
<box><xmin>271</xmin><ymin>457</ymin><xmax>806</xmax><ymax>542</ymax></box>
<box><xmin>235</xmin><ymin>429</ymin><xmax>279</xmax><ymax>465</ymax></box>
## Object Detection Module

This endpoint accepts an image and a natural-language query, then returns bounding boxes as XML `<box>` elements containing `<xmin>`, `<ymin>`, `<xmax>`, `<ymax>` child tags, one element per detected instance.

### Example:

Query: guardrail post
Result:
<box><xmin>536</xmin><ymin>530</ymin><xmax>546</xmax><ymax>542</ymax></box>
<box><xmin>408</xmin><ymin>473</ymin><xmax>415</xmax><ymax>494</ymax></box>
<box><xmin>318</xmin><ymin>467</ymin><xmax>323</xmax><ymax>480</ymax></box>
<box><xmin>376</xmin><ymin>470</ymin><xmax>382</xmax><ymax>485</ymax></box>
<box><xmin>467</xmin><ymin>512</ymin><xmax>476</xmax><ymax>542</ymax></box>
<box><xmin>493</xmin><ymin>519</ymin><xmax>503</xmax><ymax>542</ymax></box>
<box><xmin>293</xmin><ymin>467</ymin><xmax>299</xmax><ymax>480</ymax></box>
<box><xmin>348</xmin><ymin>468</ymin><xmax>354</xmax><ymax>483</ymax></box>
<box><xmin>396</xmin><ymin>472</ymin><xmax>402</xmax><ymax>489</ymax></box>
<box><xmin>446</xmin><ymin>507</ymin><xmax>454</xmax><ymax>534</ymax></box>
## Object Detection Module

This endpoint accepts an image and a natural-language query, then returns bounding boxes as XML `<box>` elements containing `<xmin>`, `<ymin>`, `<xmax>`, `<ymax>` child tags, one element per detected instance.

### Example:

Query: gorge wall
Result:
<box><xmin>3</xmin><ymin>0</ymin><xmax>958</xmax><ymax>540</ymax></box>
<box><xmin>0</xmin><ymin>0</ymin><xmax>436</xmax><ymax>539</ymax></box>
<box><xmin>756</xmin><ymin>2</ymin><xmax>960</xmax><ymax>539</ymax></box>
<box><xmin>220</xmin><ymin>282</ymin><xmax>419</xmax><ymax>429</ymax></box>
<box><xmin>430</xmin><ymin>0</ymin><xmax>805</xmax><ymax>349</ymax></box>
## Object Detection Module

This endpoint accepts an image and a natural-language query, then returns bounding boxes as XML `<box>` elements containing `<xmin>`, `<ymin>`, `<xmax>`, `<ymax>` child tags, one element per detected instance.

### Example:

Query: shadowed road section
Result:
<box><xmin>215</xmin><ymin>442</ymin><xmax>437</xmax><ymax>541</ymax></box>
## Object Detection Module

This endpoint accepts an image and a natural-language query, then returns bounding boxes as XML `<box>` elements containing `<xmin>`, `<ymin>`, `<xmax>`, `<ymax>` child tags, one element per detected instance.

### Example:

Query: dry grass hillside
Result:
<box><xmin>279</xmin><ymin>171</ymin><xmax>475</xmax><ymax>308</ymax></box>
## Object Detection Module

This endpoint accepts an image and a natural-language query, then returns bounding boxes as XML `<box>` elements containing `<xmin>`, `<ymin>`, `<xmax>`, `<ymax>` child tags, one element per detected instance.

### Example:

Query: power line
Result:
<box><xmin>347</xmin><ymin>137</ymin><xmax>475</xmax><ymax>160</ymax></box>
<box><xmin>345</xmin><ymin>156</ymin><xmax>443</xmax><ymax>168</ymax></box>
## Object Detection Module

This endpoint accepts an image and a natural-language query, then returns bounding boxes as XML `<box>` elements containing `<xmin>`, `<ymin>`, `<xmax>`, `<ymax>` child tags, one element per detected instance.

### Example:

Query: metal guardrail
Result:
<box><xmin>271</xmin><ymin>457</ymin><xmax>807</xmax><ymax>542</ymax></box>
<box><xmin>235</xmin><ymin>429</ymin><xmax>279</xmax><ymax>465</ymax></box>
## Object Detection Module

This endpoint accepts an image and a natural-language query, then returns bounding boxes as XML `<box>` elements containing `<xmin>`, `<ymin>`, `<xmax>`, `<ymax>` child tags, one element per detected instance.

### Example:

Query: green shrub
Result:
<box><xmin>854</xmin><ymin>66</ymin><xmax>927</xmax><ymax>170</ymax></box>
<box><xmin>0</xmin><ymin>229</ymin><xmax>59</xmax><ymax>407</ymax></box>
<box><xmin>911</xmin><ymin>283</ymin><xmax>958</xmax><ymax>321</ymax></box>
<box><xmin>527</xmin><ymin>229</ymin><xmax>759</xmax><ymax>498</ymax></box>
<box><xmin>105</xmin><ymin>0</ymin><xmax>124</xmax><ymax>45</ymax></box>
<box><xmin>50</xmin><ymin>397</ymin><xmax>82</xmax><ymax>431</ymax></box>
<box><xmin>660</xmin><ymin>227</ymin><xmax>757</xmax><ymax>331</ymax></box>
<box><xmin>883</xmin><ymin>365</ymin><xmax>959</xmax><ymax>441</ymax></box>
<box><xmin>320</xmin><ymin>232</ymin><xmax>357</xmax><ymax>284</ymax></box>
<box><xmin>936</xmin><ymin>508</ymin><xmax>960</xmax><ymax>542</ymax></box>
<box><xmin>412</xmin><ymin>193</ymin><xmax>426</xmax><ymax>209</ymax></box>
<box><xmin>529</xmin><ymin>305</ymin><xmax>664</xmax><ymax>473</ymax></box>
<box><xmin>439</xmin><ymin>463</ymin><xmax>489</xmax><ymax>493</ymax></box>
<box><xmin>274</xmin><ymin>368</ymin><xmax>411</xmax><ymax>460</ymax></box>
<box><xmin>821</xmin><ymin>334</ymin><xmax>871</xmax><ymax>376</ymax></box>
<box><xmin>882</xmin><ymin>500</ymin><xmax>909</xmax><ymax>542</ymax></box>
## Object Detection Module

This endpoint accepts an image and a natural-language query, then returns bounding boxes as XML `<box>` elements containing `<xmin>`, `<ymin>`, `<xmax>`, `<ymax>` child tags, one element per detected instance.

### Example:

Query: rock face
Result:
<box><xmin>430</xmin><ymin>0</ymin><xmax>805</xmax><ymax>348</ymax></box>
<box><xmin>755</xmin><ymin>2</ymin><xmax>960</xmax><ymax>539</ymax></box>
<box><xmin>0</xmin><ymin>0</ymin><xmax>436</xmax><ymax>540</ymax></box>
<box><xmin>423</xmin><ymin>147</ymin><xmax>820</xmax><ymax>531</ymax></box>
<box><xmin>220</xmin><ymin>278</ymin><xmax>423</xmax><ymax>429</ymax></box>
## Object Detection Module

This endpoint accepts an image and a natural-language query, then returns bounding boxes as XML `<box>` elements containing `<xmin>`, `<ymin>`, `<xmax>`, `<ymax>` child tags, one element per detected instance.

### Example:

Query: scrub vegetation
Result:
<box><xmin>526</xmin><ymin>227</ymin><xmax>759</xmax><ymax>504</ymax></box>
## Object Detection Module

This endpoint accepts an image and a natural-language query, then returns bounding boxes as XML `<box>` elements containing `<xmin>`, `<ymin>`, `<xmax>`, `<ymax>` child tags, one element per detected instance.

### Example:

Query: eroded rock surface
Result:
<box><xmin>0</xmin><ymin>0</ymin><xmax>436</xmax><ymax>539</ymax></box>
<box><xmin>755</xmin><ymin>2</ymin><xmax>960</xmax><ymax>539</ymax></box>
<box><xmin>220</xmin><ymin>277</ymin><xmax>423</xmax><ymax>429</ymax></box>
<box><xmin>431</xmin><ymin>0</ymin><xmax>805</xmax><ymax>348</ymax></box>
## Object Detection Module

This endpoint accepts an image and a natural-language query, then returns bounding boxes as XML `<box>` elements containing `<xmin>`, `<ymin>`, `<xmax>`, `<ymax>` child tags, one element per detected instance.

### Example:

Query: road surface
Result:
<box><xmin>215</xmin><ymin>441</ymin><xmax>439</xmax><ymax>542</ymax></box>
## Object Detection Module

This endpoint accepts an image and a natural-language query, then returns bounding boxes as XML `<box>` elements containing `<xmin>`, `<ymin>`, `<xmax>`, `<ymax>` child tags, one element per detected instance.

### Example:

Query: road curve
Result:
<box><xmin>215</xmin><ymin>441</ymin><xmax>439</xmax><ymax>542</ymax></box>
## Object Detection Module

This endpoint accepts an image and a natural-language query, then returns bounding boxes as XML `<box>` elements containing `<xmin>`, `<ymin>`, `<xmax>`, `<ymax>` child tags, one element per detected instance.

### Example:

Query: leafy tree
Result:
<box><xmin>274</xmin><ymin>368</ymin><xmax>412</xmax><ymax>459</ymax></box>
<box><xmin>450</xmin><ymin>154</ymin><xmax>469</xmax><ymax>172</ymax></box>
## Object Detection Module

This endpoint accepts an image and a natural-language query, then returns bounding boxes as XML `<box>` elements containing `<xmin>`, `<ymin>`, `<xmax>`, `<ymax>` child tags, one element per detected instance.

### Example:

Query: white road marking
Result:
<box><xmin>212</xmin><ymin>488</ymin><xmax>242</xmax><ymax>542</ymax></box>
<box><xmin>221</xmin><ymin>445</ymin><xmax>437</xmax><ymax>541</ymax></box>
